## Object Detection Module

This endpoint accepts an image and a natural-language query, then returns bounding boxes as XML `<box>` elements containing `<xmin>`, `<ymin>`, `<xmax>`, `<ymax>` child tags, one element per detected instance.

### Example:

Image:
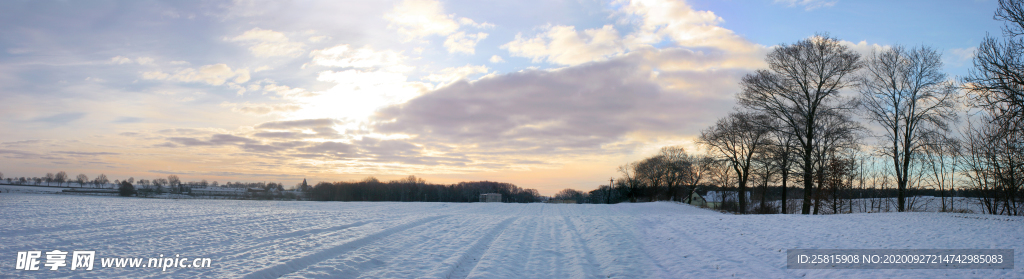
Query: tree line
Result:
<box><xmin>308</xmin><ymin>176</ymin><xmax>541</xmax><ymax>203</ymax></box>
<box><xmin>554</xmin><ymin>0</ymin><xmax>1024</xmax><ymax>216</ymax></box>
<box><xmin>0</xmin><ymin>171</ymin><xmax>289</xmax><ymax>196</ymax></box>
<box><xmin>1</xmin><ymin>169</ymin><xmax>542</xmax><ymax>203</ymax></box>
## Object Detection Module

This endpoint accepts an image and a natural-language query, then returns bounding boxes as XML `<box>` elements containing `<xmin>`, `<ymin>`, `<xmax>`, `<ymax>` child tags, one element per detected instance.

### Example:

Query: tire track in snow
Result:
<box><xmin>641</xmin><ymin>215</ymin><xmax>795</xmax><ymax>278</ymax></box>
<box><xmin>560</xmin><ymin>216</ymin><xmax>603</xmax><ymax>278</ymax></box>
<box><xmin>442</xmin><ymin>216</ymin><xmax>518</xmax><ymax>279</ymax></box>
<box><xmin>240</xmin><ymin>215</ymin><xmax>448</xmax><ymax>279</ymax></box>
<box><xmin>102</xmin><ymin>220</ymin><xmax>379</xmax><ymax>279</ymax></box>
<box><xmin>5</xmin><ymin>209</ymin><xmax>333</xmax><ymax>253</ymax></box>
<box><xmin>600</xmin><ymin>216</ymin><xmax>673</xmax><ymax>278</ymax></box>
<box><xmin>205</xmin><ymin>220</ymin><xmax>373</xmax><ymax>261</ymax></box>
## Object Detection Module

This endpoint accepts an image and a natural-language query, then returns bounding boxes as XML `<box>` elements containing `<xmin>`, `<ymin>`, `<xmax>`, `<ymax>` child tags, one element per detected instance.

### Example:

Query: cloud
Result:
<box><xmin>221</xmin><ymin>102</ymin><xmax>302</xmax><ymax>115</ymax></box>
<box><xmin>255</xmin><ymin>118</ymin><xmax>341</xmax><ymax>129</ymax></box>
<box><xmin>384</xmin><ymin>0</ymin><xmax>461</xmax><ymax>40</ymax></box>
<box><xmin>229</xmin><ymin>28</ymin><xmax>306</xmax><ymax>57</ymax></box>
<box><xmin>110</xmin><ymin>56</ymin><xmax>133</xmax><ymax>64</ymax></box>
<box><xmin>946</xmin><ymin>47</ymin><xmax>977</xmax><ymax>67</ymax></box>
<box><xmin>444</xmin><ymin>31</ymin><xmax>488</xmax><ymax>54</ymax></box>
<box><xmin>136</xmin><ymin>57</ymin><xmax>155</xmax><ymax>65</ymax></box>
<box><xmin>252</xmin><ymin>131</ymin><xmax>312</xmax><ymax>139</ymax></box>
<box><xmin>489</xmin><ymin>55</ymin><xmax>505</xmax><ymax>63</ymax></box>
<box><xmin>308</xmin><ymin>35</ymin><xmax>329</xmax><ymax>43</ymax></box>
<box><xmin>308</xmin><ymin>45</ymin><xmax>410</xmax><ymax>72</ymax></box>
<box><xmin>143</xmin><ymin>64</ymin><xmax>250</xmax><ymax>86</ymax></box>
<box><xmin>774</xmin><ymin>0</ymin><xmax>838</xmax><ymax>11</ymax></box>
<box><xmin>0</xmin><ymin>149</ymin><xmax>38</xmax><ymax>159</ymax></box>
<box><xmin>619</xmin><ymin>0</ymin><xmax>762</xmax><ymax>54</ymax></box>
<box><xmin>374</xmin><ymin>51</ymin><xmax>736</xmax><ymax>157</ymax></box>
<box><xmin>424</xmin><ymin>64</ymin><xmax>489</xmax><ymax>84</ymax></box>
<box><xmin>112</xmin><ymin>116</ymin><xmax>143</xmax><ymax>123</ymax></box>
<box><xmin>458</xmin><ymin>17</ymin><xmax>494</xmax><ymax>29</ymax></box>
<box><xmin>32</xmin><ymin>112</ymin><xmax>86</xmax><ymax>124</ymax></box>
<box><xmin>297</xmin><ymin>141</ymin><xmax>355</xmax><ymax>158</ymax></box>
<box><xmin>503</xmin><ymin>25</ymin><xmax>624</xmax><ymax>66</ymax></box>
<box><xmin>53</xmin><ymin>151</ymin><xmax>119</xmax><ymax>156</ymax></box>
<box><xmin>260</xmin><ymin>82</ymin><xmax>314</xmax><ymax>99</ymax></box>
<box><xmin>167</xmin><ymin>134</ymin><xmax>259</xmax><ymax>146</ymax></box>
<box><xmin>110</xmin><ymin>56</ymin><xmax>156</xmax><ymax>65</ymax></box>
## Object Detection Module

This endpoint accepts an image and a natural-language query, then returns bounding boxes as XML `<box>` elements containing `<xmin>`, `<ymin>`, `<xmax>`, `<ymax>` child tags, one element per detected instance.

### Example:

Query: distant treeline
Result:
<box><xmin>309</xmin><ymin>176</ymin><xmax>541</xmax><ymax>203</ymax></box>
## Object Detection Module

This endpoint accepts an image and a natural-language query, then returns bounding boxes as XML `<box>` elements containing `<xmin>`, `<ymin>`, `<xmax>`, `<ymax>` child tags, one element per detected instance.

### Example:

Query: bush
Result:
<box><xmin>119</xmin><ymin>181</ymin><xmax>136</xmax><ymax>197</ymax></box>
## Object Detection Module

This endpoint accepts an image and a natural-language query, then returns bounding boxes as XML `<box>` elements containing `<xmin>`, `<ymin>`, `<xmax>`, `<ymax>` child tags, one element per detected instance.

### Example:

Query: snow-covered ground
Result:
<box><xmin>0</xmin><ymin>185</ymin><xmax>73</xmax><ymax>194</ymax></box>
<box><xmin>1</xmin><ymin>193</ymin><xmax>1021</xmax><ymax>278</ymax></box>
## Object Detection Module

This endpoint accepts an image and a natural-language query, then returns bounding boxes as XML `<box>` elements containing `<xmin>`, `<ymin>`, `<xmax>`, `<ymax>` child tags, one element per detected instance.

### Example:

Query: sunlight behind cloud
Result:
<box><xmin>309</xmin><ymin>45</ymin><xmax>411</xmax><ymax>72</ymax></box>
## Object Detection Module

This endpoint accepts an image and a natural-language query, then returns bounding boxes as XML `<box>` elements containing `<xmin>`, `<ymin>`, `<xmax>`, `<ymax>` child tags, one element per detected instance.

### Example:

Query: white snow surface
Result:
<box><xmin>1</xmin><ymin>193</ymin><xmax>1022</xmax><ymax>278</ymax></box>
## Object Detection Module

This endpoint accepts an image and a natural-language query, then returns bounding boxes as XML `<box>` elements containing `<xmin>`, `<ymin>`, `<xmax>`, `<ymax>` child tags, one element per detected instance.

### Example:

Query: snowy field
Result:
<box><xmin>1</xmin><ymin>193</ymin><xmax>1022</xmax><ymax>278</ymax></box>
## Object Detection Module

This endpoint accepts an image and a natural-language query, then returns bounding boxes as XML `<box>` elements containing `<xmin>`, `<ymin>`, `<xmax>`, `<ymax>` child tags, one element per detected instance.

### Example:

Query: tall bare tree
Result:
<box><xmin>55</xmin><ymin>171</ymin><xmax>67</xmax><ymax>187</ymax></box>
<box><xmin>767</xmin><ymin>123</ymin><xmax>797</xmax><ymax>213</ymax></box>
<box><xmin>921</xmin><ymin>134</ymin><xmax>960</xmax><ymax>212</ymax></box>
<box><xmin>168</xmin><ymin>175</ymin><xmax>181</xmax><ymax>193</ymax></box>
<box><xmin>76</xmin><ymin>174</ymin><xmax>89</xmax><ymax>187</ymax></box>
<box><xmin>965</xmin><ymin>0</ymin><xmax>1024</xmax><ymax>135</ymax></box>
<box><xmin>738</xmin><ymin>34</ymin><xmax>863</xmax><ymax>214</ymax></box>
<box><xmin>810</xmin><ymin>110</ymin><xmax>863</xmax><ymax>214</ymax></box>
<box><xmin>700</xmin><ymin>112</ymin><xmax>773</xmax><ymax>213</ymax></box>
<box><xmin>617</xmin><ymin>162</ymin><xmax>642</xmax><ymax>202</ymax></box>
<box><xmin>859</xmin><ymin>45</ymin><xmax>958</xmax><ymax>212</ymax></box>
<box><xmin>94</xmin><ymin>174</ymin><xmax>109</xmax><ymax>188</ymax></box>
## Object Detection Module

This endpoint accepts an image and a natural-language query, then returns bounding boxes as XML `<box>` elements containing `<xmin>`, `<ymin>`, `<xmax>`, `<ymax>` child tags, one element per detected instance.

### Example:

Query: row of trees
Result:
<box><xmin>309</xmin><ymin>176</ymin><xmax>541</xmax><ymax>203</ymax></box>
<box><xmin>0</xmin><ymin>171</ymin><xmax>109</xmax><ymax>188</ymax></box>
<box><xmin>554</xmin><ymin>0</ymin><xmax>1024</xmax><ymax>216</ymax></box>
<box><xmin>0</xmin><ymin>171</ymin><xmax>293</xmax><ymax>197</ymax></box>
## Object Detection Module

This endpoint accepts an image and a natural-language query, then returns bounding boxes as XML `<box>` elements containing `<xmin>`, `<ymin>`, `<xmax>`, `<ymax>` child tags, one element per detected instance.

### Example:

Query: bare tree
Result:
<box><xmin>554</xmin><ymin>188</ymin><xmax>587</xmax><ymax>203</ymax></box>
<box><xmin>153</xmin><ymin>178</ymin><xmax>168</xmax><ymax>194</ymax></box>
<box><xmin>55</xmin><ymin>171</ymin><xmax>67</xmax><ymax>187</ymax></box>
<box><xmin>94</xmin><ymin>174</ymin><xmax>109</xmax><ymax>188</ymax></box>
<box><xmin>965</xmin><ymin>0</ymin><xmax>1024</xmax><ymax>135</ymax></box>
<box><xmin>45</xmin><ymin>173</ymin><xmax>54</xmax><ymax>186</ymax></box>
<box><xmin>700</xmin><ymin>112</ymin><xmax>773</xmax><ymax>213</ymax></box>
<box><xmin>959</xmin><ymin>117</ymin><xmax>1023</xmax><ymax>215</ymax></box>
<box><xmin>768</xmin><ymin>124</ymin><xmax>797</xmax><ymax>213</ymax></box>
<box><xmin>657</xmin><ymin>146</ymin><xmax>694</xmax><ymax>201</ymax></box>
<box><xmin>921</xmin><ymin>135</ymin><xmax>960</xmax><ymax>212</ymax></box>
<box><xmin>859</xmin><ymin>45</ymin><xmax>958</xmax><ymax>212</ymax></box>
<box><xmin>738</xmin><ymin>33</ymin><xmax>862</xmax><ymax>214</ymax></box>
<box><xmin>168</xmin><ymin>175</ymin><xmax>181</xmax><ymax>193</ymax></box>
<box><xmin>617</xmin><ymin>162</ymin><xmax>643</xmax><ymax>202</ymax></box>
<box><xmin>76</xmin><ymin>174</ymin><xmax>89</xmax><ymax>187</ymax></box>
<box><xmin>811</xmin><ymin>110</ymin><xmax>863</xmax><ymax>214</ymax></box>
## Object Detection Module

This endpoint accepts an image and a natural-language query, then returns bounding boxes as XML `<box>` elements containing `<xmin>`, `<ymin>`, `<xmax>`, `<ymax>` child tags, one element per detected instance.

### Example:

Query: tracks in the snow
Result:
<box><xmin>443</xmin><ymin>216</ymin><xmax>518</xmax><ymax>279</ymax></box>
<box><xmin>241</xmin><ymin>215</ymin><xmax>448</xmax><ymax>279</ymax></box>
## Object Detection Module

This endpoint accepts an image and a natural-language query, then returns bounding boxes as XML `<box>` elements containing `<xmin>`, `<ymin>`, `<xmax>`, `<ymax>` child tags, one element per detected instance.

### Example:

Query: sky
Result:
<box><xmin>0</xmin><ymin>0</ymin><xmax>1005</xmax><ymax>195</ymax></box>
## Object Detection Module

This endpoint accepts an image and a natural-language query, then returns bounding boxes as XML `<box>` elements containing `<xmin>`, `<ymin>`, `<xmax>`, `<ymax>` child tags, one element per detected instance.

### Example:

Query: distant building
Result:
<box><xmin>190</xmin><ymin>187</ymin><xmax>247</xmax><ymax>197</ymax></box>
<box><xmin>480</xmin><ymin>193</ymin><xmax>502</xmax><ymax>202</ymax></box>
<box><xmin>683</xmin><ymin>190</ymin><xmax>707</xmax><ymax>207</ymax></box>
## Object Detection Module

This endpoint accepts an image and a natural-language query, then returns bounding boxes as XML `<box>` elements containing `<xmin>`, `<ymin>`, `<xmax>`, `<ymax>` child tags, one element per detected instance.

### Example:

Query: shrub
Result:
<box><xmin>119</xmin><ymin>181</ymin><xmax>136</xmax><ymax>197</ymax></box>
